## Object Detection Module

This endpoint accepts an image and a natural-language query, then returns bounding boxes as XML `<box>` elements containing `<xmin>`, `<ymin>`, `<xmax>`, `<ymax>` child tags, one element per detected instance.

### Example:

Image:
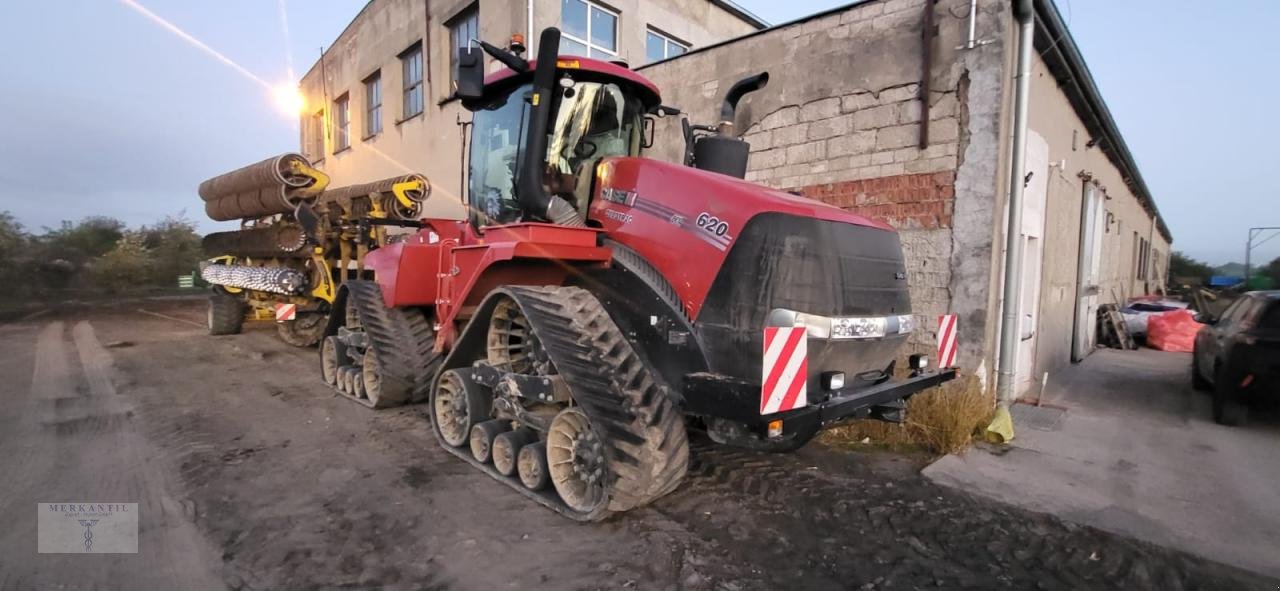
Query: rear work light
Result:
<box><xmin>766</xmin><ymin>309</ymin><xmax>915</xmax><ymax>340</ymax></box>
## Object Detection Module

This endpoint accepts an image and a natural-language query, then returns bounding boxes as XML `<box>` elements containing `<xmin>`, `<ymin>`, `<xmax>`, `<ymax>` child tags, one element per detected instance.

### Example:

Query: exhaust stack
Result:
<box><xmin>688</xmin><ymin>72</ymin><xmax>770</xmax><ymax>179</ymax></box>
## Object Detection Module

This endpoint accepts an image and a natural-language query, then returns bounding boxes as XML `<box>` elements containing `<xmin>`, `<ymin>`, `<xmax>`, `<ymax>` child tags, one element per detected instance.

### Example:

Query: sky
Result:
<box><xmin>0</xmin><ymin>0</ymin><xmax>1276</xmax><ymax>265</ymax></box>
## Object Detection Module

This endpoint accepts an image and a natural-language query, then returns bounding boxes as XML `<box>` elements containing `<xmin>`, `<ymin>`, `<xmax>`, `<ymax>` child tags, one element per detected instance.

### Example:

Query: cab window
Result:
<box><xmin>468</xmin><ymin>83</ymin><xmax>532</xmax><ymax>226</ymax></box>
<box><xmin>545</xmin><ymin>80</ymin><xmax>644</xmax><ymax>213</ymax></box>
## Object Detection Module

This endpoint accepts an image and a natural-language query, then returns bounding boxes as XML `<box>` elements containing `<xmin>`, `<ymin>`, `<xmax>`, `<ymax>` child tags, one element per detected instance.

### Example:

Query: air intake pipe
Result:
<box><xmin>718</xmin><ymin>72</ymin><xmax>770</xmax><ymax>135</ymax></box>
<box><xmin>688</xmin><ymin>72</ymin><xmax>769</xmax><ymax>179</ymax></box>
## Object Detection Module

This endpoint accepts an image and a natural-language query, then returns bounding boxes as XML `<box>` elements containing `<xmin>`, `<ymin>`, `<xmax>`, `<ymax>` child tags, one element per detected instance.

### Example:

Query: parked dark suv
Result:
<box><xmin>1192</xmin><ymin>291</ymin><xmax>1280</xmax><ymax>425</ymax></box>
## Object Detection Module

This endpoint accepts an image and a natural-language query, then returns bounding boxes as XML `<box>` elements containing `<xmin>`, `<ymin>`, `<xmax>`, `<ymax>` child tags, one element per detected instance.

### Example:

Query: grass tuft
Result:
<box><xmin>820</xmin><ymin>375</ymin><xmax>994</xmax><ymax>456</ymax></box>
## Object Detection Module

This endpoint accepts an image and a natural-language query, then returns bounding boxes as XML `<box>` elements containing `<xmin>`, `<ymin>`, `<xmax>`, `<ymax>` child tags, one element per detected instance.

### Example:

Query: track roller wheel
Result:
<box><xmin>320</xmin><ymin>337</ymin><xmax>342</xmax><ymax>386</ymax></box>
<box><xmin>340</xmin><ymin>367</ymin><xmax>359</xmax><ymax>395</ymax></box>
<box><xmin>548</xmin><ymin>408</ymin><xmax>609</xmax><ymax>515</ymax></box>
<box><xmin>351</xmin><ymin>374</ymin><xmax>366</xmax><ymax>400</ymax></box>
<box><xmin>361</xmin><ymin>348</ymin><xmax>386</xmax><ymax>407</ymax></box>
<box><xmin>493</xmin><ymin>429</ymin><xmax>537</xmax><ymax>476</ymax></box>
<box><xmin>517</xmin><ymin>441</ymin><xmax>551</xmax><ymax>491</ymax></box>
<box><xmin>470</xmin><ymin>420</ymin><xmax>509</xmax><ymax>464</ymax></box>
<box><xmin>434</xmin><ymin>369</ymin><xmax>492</xmax><ymax>447</ymax></box>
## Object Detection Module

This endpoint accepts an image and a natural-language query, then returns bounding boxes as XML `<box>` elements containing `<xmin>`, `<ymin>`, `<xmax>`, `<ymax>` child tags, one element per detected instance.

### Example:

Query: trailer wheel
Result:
<box><xmin>207</xmin><ymin>293</ymin><xmax>245</xmax><ymax>335</ymax></box>
<box><xmin>276</xmin><ymin>311</ymin><xmax>327</xmax><ymax>347</ymax></box>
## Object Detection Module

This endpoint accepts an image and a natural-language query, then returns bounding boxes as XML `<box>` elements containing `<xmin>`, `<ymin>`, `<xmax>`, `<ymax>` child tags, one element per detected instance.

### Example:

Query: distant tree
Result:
<box><xmin>139</xmin><ymin>214</ymin><xmax>202</xmax><ymax>285</ymax></box>
<box><xmin>1262</xmin><ymin>257</ymin><xmax>1280</xmax><ymax>288</ymax></box>
<box><xmin>89</xmin><ymin>232</ymin><xmax>154</xmax><ymax>294</ymax></box>
<box><xmin>0</xmin><ymin>212</ymin><xmax>28</xmax><ymax>294</ymax></box>
<box><xmin>1168</xmin><ymin>251</ymin><xmax>1214</xmax><ymax>286</ymax></box>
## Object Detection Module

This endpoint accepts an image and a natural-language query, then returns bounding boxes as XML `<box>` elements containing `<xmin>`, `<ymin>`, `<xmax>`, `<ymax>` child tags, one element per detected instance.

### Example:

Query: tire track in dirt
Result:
<box><xmin>0</xmin><ymin>320</ymin><xmax>223</xmax><ymax>589</ymax></box>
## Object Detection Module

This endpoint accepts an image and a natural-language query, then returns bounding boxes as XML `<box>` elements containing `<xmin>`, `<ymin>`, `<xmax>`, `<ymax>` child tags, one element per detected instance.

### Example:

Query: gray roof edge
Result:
<box><xmin>1034</xmin><ymin>0</ymin><xmax>1171</xmax><ymax>243</ymax></box>
<box><xmin>708</xmin><ymin>0</ymin><xmax>770</xmax><ymax>29</ymax></box>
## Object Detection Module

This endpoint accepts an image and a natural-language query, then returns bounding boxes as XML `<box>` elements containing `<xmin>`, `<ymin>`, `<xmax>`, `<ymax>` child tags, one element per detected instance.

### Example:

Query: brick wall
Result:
<box><xmin>794</xmin><ymin>171</ymin><xmax>956</xmax><ymax>230</ymax></box>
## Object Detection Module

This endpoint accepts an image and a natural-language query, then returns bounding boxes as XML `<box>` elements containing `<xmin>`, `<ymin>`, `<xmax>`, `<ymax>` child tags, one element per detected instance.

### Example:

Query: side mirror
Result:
<box><xmin>1194</xmin><ymin>313</ymin><xmax>1215</xmax><ymax>325</ymax></box>
<box><xmin>455</xmin><ymin>46</ymin><xmax>484</xmax><ymax>100</ymax></box>
<box><xmin>641</xmin><ymin>117</ymin><xmax>655</xmax><ymax>149</ymax></box>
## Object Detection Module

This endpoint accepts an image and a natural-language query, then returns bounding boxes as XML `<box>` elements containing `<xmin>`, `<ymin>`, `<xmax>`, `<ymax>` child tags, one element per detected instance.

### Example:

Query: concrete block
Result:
<box><xmin>853</xmin><ymin>104</ymin><xmax>899</xmax><ymax>130</ymax></box>
<box><xmin>876</xmin><ymin>123</ymin><xmax>921</xmax><ymax>150</ymax></box>
<box><xmin>759</xmin><ymin>106</ymin><xmax>800</xmax><ymax>131</ymax></box>
<box><xmin>842</xmin><ymin>92</ymin><xmax>878</xmax><ymax>113</ymax></box>
<box><xmin>743</xmin><ymin>130</ymin><xmax>772</xmax><ymax>151</ymax></box>
<box><xmin>880</xmin><ymin>84</ymin><xmax>920</xmax><ymax>103</ymax></box>
<box><xmin>922</xmin><ymin>141</ymin><xmax>958</xmax><ymax>159</ymax></box>
<box><xmin>786</xmin><ymin>142</ymin><xmax>826</xmax><ymax>164</ymax></box>
<box><xmin>880</xmin><ymin>162</ymin><xmax>906</xmax><ymax>176</ymax></box>
<box><xmin>770</xmin><ymin>124</ymin><xmax>807</xmax><ymax>148</ymax></box>
<box><xmin>872</xmin><ymin>151</ymin><xmax>895</xmax><ymax>165</ymax></box>
<box><xmin>930</xmin><ymin>92</ymin><xmax>958</xmax><ymax>119</ymax></box>
<box><xmin>904</xmin><ymin>155</ymin><xmax>956</xmax><ymax>174</ymax></box>
<box><xmin>931</xmin><ymin>117</ymin><xmax>960</xmax><ymax>143</ymax></box>
<box><xmin>900</xmin><ymin>99</ymin><xmax>922</xmax><ymax>124</ymax></box>
<box><xmin>893</xmin><ymin>147</ymin><xmax>919</xmax><ymax>163</ymax></box>
<box><xmin>752</xmin><ymin>147</ymin><xmax>786</xmax><ymax>169</ymax></box>
<box><xmin>826</xmin><ymin>130</ymin><xmax>876</xmax><ymax>157</ymax></box>
<box><xmin>801</xmin><ymin>97</ymin><xmax>842</xmax><ymax>122</ymax></box>
<box><xmin>807</xmin><ymin>115</ymin><xmax>853</xmax><ymax>140</ymax></box>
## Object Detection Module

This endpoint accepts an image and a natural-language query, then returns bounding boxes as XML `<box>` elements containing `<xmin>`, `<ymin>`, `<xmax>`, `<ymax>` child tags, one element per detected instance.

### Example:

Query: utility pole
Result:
<box><xmin>1244</xmin><ymin>226</ymin><xmax>1280</xmax><ymax>286</ymax></box>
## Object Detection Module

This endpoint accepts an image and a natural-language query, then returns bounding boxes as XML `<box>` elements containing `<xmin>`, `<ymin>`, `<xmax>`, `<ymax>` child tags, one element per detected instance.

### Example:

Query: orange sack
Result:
<box><xmin>1146</xmin><ymin>309</ymin><xmax>1200</xmax><ymax>353</ymax></box>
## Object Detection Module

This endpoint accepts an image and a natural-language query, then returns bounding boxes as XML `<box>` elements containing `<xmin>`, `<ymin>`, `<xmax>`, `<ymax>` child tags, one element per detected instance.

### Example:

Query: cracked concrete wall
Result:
<box><xmin>641</xmin><ymin>0</ymin><xmax>1008</xmax><ymax>365</ymax></box>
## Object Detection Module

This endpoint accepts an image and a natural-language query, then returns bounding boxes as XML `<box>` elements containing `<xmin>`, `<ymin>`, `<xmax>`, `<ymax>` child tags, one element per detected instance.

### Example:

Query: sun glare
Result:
<box><xmin>272</xmin><ymin>84</ymin><xmax>306</xmax><ymax>116</ymax></box>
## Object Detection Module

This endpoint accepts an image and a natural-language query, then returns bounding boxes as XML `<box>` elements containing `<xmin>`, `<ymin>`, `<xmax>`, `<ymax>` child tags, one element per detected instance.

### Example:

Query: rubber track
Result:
<box><xmin>505</xmin><ymin>286</ymin><xmax>689</xmax><ymax>513</ymax></box>
<box><xmin>340</xmin><ymin>281</ymin><xmax>437</xmax><ymax>408</ymax></box>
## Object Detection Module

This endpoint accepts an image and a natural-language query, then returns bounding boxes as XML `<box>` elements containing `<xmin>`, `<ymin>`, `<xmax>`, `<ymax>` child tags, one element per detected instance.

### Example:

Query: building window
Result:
<box><xmin>448</xmin><ymin>5</ymin><xmax>479</xmax><ymax>89</ymax></box>
<box><xmin>561</xmin><ymin>0</ymin><xmax>617</xmax><ymax>58</ymax></box>
<box><xmin>334</xmin><ymin>93</ymin><xmax>350</xmax><ymax>151</ymax></box>
<box><xmin>364</xmin><ymin>72</ymin><xmax>382</xmax><ymax>138</ymax></box>
<box><xmin>645</xmin><ymin>28</ymin><xmax>687</xmax><ymax>63</ymax></box>
<box><xmin>401</xmin><ymin>43</ymin><xmax>424</xmax><ymax>119</ymax></box>
<box><xmin>304</xmin><ymin>109</ymin><xmax>325</xmax><ymax>160</ymax></box>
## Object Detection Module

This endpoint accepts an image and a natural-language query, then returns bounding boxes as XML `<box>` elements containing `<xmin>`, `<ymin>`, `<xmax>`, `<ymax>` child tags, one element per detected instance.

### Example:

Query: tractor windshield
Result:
<box><xmin>467</xmin><ymin>79</ymin><xmax>643</xmax><ymax>226</ymax></box>
<box><xmin>546</xmin><ymin>80</ymin><xmax>645</xmax><ymax>213</ymax></box>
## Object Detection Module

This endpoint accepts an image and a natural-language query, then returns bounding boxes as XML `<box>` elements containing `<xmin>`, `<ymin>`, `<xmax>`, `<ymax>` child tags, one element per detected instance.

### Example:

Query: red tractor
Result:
<box><xmin>320</xmin><ymin>28</ymin><xmax>955</xmax><ymax>520</ymax></box>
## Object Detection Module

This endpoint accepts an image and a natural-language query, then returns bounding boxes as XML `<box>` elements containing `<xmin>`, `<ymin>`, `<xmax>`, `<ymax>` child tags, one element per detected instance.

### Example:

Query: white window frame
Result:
<box><xmin>645</xmin><ymin>28</ymin><xmax>688</xmax><ymax>62</ymax></box>
<box><xmin>448</xmin><ymin>4</ymin><xmax>480</xmax><ymax>87</ymax></box>
<box><xmin>561</xmin><ymin>0</ymin><xmax>618</xmax><ymax>58</ymax></box>
<box><xmin>334</xmin><ymin>93</ymin><xmax>350</xmax><ymax>151</ymax></box>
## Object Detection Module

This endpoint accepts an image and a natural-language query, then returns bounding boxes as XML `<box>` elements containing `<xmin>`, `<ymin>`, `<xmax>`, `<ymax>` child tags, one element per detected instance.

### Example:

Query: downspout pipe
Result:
<box><xmin>995</xmin><ymin>0</ymin><xmax>1035</xmax><ymax>405</ymax></box>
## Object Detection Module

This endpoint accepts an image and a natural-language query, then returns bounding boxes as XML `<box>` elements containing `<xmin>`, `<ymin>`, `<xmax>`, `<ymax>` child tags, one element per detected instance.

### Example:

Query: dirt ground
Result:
<box><xmin>1</xmin><ymin>299</ymin><xmax>1275</xmax><ymax>590</ymax></box>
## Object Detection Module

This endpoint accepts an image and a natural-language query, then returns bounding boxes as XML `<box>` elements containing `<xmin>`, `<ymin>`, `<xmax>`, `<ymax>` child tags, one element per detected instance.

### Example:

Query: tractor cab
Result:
<box><xmin>457</xmin><ymin>29</ymin><xmax>661</xmax><ymax>229</ymax></box>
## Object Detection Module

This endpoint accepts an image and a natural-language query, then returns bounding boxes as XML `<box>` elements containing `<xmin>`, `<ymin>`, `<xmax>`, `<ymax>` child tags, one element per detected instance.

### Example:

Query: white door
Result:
<box><xmin>1016</xmin><ymin>132</ymin><xmax>1048</xmax><ymax>397</ymax></box>
<box><xmin>1072</xmin><ymin>182</ymin><xmax>1105</xmax><ymax>361</ymax></box>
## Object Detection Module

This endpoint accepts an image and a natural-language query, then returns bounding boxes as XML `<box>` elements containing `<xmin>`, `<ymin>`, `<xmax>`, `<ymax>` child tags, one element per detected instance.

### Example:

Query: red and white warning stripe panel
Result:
<box><xmin>275</xmin><ymin>303</ymin><xmax>297</xmax><ymax>322</ymax></box>
<box><xmin>937</xmin><ymin>314</ymin><xmax>958</xmax><ymax>368</ymax></box>
<box><xmin>761</xmin><ymin>326</ymin><xmax>808</xmax><ymax>415</ymax></box>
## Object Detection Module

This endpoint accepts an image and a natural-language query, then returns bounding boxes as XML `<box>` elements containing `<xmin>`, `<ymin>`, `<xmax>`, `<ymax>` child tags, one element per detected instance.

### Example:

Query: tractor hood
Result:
<box><xmin>595</xmin><ymin>157</ymin><xmax>891</xmax><ymax>232</ymax></box>
<box><xmin>588</xmin><ymin>157</ymin><xmax>901</xmax><ymax>321</ymax></box>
